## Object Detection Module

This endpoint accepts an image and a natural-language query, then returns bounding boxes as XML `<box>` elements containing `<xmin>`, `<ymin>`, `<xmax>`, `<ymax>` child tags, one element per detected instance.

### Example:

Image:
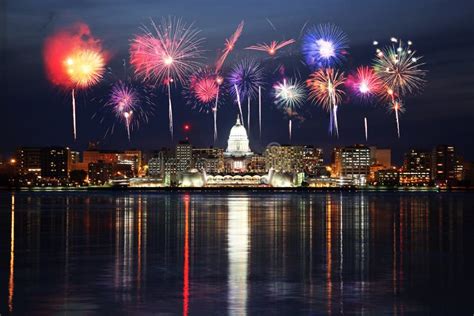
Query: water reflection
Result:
<box><xmin>227</xmin><ymin>196</ymin><xmax>249</xmax><ymax>315</ymax></box>
<box><xmin>0</xmin><ymin>191</ymin><xmax>472</xmax><ymax>314</ymax></box>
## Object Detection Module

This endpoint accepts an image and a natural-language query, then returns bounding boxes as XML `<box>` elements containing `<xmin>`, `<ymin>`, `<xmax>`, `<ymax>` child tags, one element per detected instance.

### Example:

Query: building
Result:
<box><xmin>16</xmin><ymin>147</ymin><xmax>42</xmax><ymax>177</ymax></box>
<box><xmin>82</xmin><ymin>145</ymin><xmax>142</xmax><ymax>176</ymax></box>
<box><xmin>302</xmin><ymin>146</ymin><xmax>324</xmax><ymax>175</ymax></box>
<box><xmin>370</xmin><ymin>147</ymin><xmax>391</xmax><ymax>168</ymax></box>
<box><xmin>248</xmin><ymin>155</ymin><xmax>266</xmax><ymax>173</ymax></box>
<box><xmin>192</xmin><ymin>147</ymin><xmax>225</xmax><ymax>173</ymax></box>
<box><xmin>176</xmin><ymin>141</ymin><xmax>193</xmax><ymax>172</ymax></box>
<box><xmin>224</xmin><ymin>117</ymin><xmax>253</xmax><ymax>173</ymax></box>
<box><xmin>403</xmin><ymin>149</ymin><xmax>432</xmax><ymax>173</ymax></box>
<box><xmin>264</xmin><ymin>145</ymin><xmax>304</xmax><ymax>173</ymax></box>
<box><xmin>375</xmin><ymin>169</ymin><xmax>400</xmax><ymax>186</ymax></box>
<box><xmin>431</xmin><ymin>145</ymin><xmax>456</xmax><ymax>184</ymax></box>
<box><xmin>333</xmin><ymin>145</ymin><xmax>371</xmax><ymax>184</ymax></box>
<box><xmin>88</xmin><ymin>160</ymin><xmax>113</xmax><ymax>185</ymax></box>
<box><xmin>399</xmin><ymin>171</ymin><xmax>431</xmax><ymax>186</ymax></box>
<box><xmin>40</xmin><ymin>147</ymin><xmax>71</xmax><ymax>181</ymax></box>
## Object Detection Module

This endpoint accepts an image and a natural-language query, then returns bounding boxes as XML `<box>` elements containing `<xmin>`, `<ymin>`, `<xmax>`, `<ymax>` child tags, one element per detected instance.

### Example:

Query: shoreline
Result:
<box><xmin>2</xmin><ymin>186</ymin><xmax>474</xmax><ymax>192</ymax></box>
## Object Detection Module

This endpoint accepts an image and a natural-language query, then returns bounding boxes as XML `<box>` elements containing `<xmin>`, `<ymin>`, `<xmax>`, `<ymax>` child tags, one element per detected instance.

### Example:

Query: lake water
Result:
<box><xmin>1</xmin><ymin>191</ymin><xmax>473</xmax><ymax>315</ymax></box>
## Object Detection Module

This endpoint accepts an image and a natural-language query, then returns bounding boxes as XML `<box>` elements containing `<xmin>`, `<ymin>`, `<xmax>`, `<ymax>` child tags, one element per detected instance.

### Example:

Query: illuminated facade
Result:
<box><xmin>224</xmin><ymin>117</ymin><xmax>253</xmax><ymax>173</ymax></box>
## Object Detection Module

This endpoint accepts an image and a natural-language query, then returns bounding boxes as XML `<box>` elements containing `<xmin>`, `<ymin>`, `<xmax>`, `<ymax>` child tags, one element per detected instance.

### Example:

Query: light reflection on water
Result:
<box><xmin>1</xmin><ymin>191</ymin><xmax>473</xmax><ymax>315</ymax></box>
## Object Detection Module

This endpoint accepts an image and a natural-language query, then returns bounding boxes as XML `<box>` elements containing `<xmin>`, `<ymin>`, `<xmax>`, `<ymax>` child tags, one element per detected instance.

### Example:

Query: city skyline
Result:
<box><xmin>1</xmin><ymin>0</ymin><xmax>474</xmax><ymax>162</ymax></box>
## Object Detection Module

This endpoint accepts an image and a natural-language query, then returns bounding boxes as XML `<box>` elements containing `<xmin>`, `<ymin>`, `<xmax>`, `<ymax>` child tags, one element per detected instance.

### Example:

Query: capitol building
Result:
<box><xmin>224</xmin><ymin>117</ymin><xmax>253</xmax><ymax>173</ymax></box>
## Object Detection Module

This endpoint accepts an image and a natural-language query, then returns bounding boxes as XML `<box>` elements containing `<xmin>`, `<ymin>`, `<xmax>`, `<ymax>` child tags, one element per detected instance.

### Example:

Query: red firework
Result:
<box><xmin>215</xmin><ymin>21</ymin><xmax>244</xmax><ymax>72</ymax></box>
<box><xmin>346</xmin><ymin>66</ymin><xmax>383</xmax><ymax>99</ymax></box>
<box><xmin>246</xmin><ymin>39</ymin><xmax>295</xmax><ymax>56</ymax></box>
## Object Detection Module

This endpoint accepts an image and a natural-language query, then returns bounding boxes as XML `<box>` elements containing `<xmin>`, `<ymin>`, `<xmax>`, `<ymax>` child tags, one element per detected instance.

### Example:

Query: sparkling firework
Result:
<box><xmin>246</xmin><ymin>39</ymin><xmax>295</xmax><ymax>56</ymax></box>
<box><xmin>228</xmin><ymin>59</ymin><xmax>264</xmax><ymax>129</ymax></box>
<box><xmin>302</xmin><ymin>24</ymin><xmax>348</xmax><ymax>68</ymax></box>
<box><xmin>130</xmin><ymin>17</ymin><xmax>205</xmax><ymax>139</ymax></box>
<box><xmin>347</xmin><ymin>66</ymin><xmax>383</xmax><ymax>100</ymax></box>
<box><xmin>306</xmin><ymin>68</ymin><xmax>346</xmax><ymax>137</ymax></box>
<box><xmin>43</xmin><ymin>22</ymin><xmax>107</xmax><ymax>140</ymax></box>
<box><xmin>215</xmin><ymin>21</ymin><xmax>244</xmax><ymax>72</ymax></box>
<box><xmin>273</xmin><ymin>78</ymin><xmax>306</xmax><ymax>140</ymax></box>
<box><xmin>373</xmin><ymin>38</ymin><xmax>426</xmax><ymax>138</ymax></box>
<box><xmin>103</xmin><ymin>80</ymin><xmax>153</xmax><ymax>141</ymax></box>
<box><xmin>184</xmin><ymin>68</ymin><xmax>222</xmax><ymax>142</ymax></box>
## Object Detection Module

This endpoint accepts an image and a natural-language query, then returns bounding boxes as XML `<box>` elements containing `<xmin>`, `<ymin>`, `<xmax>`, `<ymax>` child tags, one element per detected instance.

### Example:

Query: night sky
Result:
<box><xmin>1</xmin><ymin>0</ymin><xmax>474</xmax><ymax>164</ymax></box>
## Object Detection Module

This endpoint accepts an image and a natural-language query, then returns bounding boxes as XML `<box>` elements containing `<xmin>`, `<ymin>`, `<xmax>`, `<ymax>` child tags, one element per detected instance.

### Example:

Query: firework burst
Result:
<box><xmin>130</xmin><ymin>17</ymin><xmax>205</xmax><ymax>139</ymax></box>
<box><xmin>307</xmin><ymin>68</ymin><xmax>346</xmax><ymax>137</ymax></box>
<box><xmin>246</xmin><ymin>39</ymin><xmax>295</xmax><ymax>56</ymax></box>
<box><xmin>347</xmin><ymin>66</ymin><xmax>383</xmax><ymax>100</ymax></box>
<box><xmin>43</xmin><ymin>22</ymin><xmax>107</xmax><ymax>140</ymax></box>
<box><xmin>274</xmin><ymin>78</ymin><xmax>306</xmax><ymax>140</ymax></box>
<box><xmin>184</xmin><ymin>68</ymin><xmax>223</xmax><ymax>142</ymax></box>
<box><xmin>302</xmin><ymin>24</ymin><xmax>349</xmax><ymax>68</ymax></box>
<box><xmin>373</xmin><ymin>38</ymin><xmax>426</xmax><ymax>137</ymax></box>
<box><xmin>228</xmin><ymin>59</ymin><xmax>264</xmax><ymax>129</ymax></box>
<box><xmin>105</xmin><ymin>80</ymin><xmax>153</xmax><ymax>141</ymax></box>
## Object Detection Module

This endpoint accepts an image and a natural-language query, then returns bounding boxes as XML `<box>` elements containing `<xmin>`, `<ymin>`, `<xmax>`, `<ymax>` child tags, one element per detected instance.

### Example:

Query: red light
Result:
<box><xmin>183</xmin><ymin>124</ymin><xmax>190</xmax><ymax>131</ymax></box>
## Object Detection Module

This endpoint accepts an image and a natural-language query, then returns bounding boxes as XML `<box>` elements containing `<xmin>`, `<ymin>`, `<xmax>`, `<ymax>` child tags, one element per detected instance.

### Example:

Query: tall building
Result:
<box><xmin>176</xmin><ymin>140</ymin><xmax>193</xmax><ymax>172</ymax></box>
<box><xmin>264</xmin><ymin>145</ymin><xmax>304</xmax><ymax>172</ymax></box>
<box><xmin>431</xmin><ymin>145</ymin><xmax>456</xmax><ymax>184</ymax></box>
<box><xmin>193</xmin><ymin>147</ymin><xmax>225</xmax><ymax>174</ymax></box>
<box><xmin>333</xmin><ymin>145</ymin><xmax>371</xmax><ymax>184</ymax></box>
<box><xmin>40</xmin><ymin>147</ymin><xmax>71</xmax><ymax>180</ymax></box>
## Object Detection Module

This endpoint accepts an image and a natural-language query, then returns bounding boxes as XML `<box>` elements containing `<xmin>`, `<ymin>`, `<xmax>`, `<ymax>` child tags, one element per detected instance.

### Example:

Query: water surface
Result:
<box><xmin>1</xmin><ymin>191</ymin><xmax>473</xmax><ymax>315</ymax></box>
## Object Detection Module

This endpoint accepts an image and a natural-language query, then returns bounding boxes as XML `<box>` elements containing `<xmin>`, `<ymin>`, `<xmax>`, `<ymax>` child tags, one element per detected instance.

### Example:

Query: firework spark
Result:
<box><xmin>306</xmin><ymin>68</ymin><xmax>346</xmax><ymax>137</ymax></box>
<box><xmin>130</xmin><ymin>17</ymin><xmax>204</xmax><ymax>139</ymax></box>
<box><xmin>246</xmin><ymin>39</ymin><xmax>295</xmax><ymax>56</ymax></box>
<box><xmin>373</xmin><ymin>38</ymin><xmax>426</xmax><ymax>138</ymax></box>
<box><xmin>43</xmin><ymin>22</ymin><xmax>107</xmax><ymax>140</ymax></box>
<box><xmin>274</xmin><ymin>78</ymin><xmax>306</xmax><ymax>140</ymax></box>
<box><xmin>302</xmin><ymin>24</ymin><xmax>348</xmax><ymax>68</ymax></box>
<box><xmin>228</xmin><ymin>59</ymin><xmax>264</xmax><ymax>129</ymax></box>
<box><xmin>215</xmin><ymin>21</ymin><xmax>244</xmax><ymax>72</ymax></box>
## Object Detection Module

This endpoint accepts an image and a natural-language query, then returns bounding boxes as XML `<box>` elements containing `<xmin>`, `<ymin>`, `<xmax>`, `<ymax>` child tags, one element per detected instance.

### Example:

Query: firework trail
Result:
<box><xmin>306</xmin><ymin>68</ymin><xmax>346</xmax><ymax>137</ymax></box>
<box><xmin>265</xmin><ymin>18</ymin><xmax>277</xmax><ymax>31</ymax></box>
<box><xmin>259</xmin><ymin>86</ymin><xmax>262</xmax><ymax>139</ymax></box>
<box><xmin>246</xmin><ymin>39</ymin><xmax>296</xmax><ymax>56</ymax></box>
<box><xmin>215</xmin><ymin>21</ymin><xmax>244</xmax><ymax>72</ymax></box>
<box><xmin>302</xmin><ymin>24</ymin><xmax>348</xmax><ymax>69</ymax></box>
<box><xmin>130</xmin><ymin>17</ymin><xmax>204</xmax><ymax>140</ymax></box>
<box><xmin>364</xmin><ymin>117</ymin><xmax>368</xmax><ymax>142</ymax></box>
<box><xmin>373</xmin><ymin>38</ymin><xmax>426</xmax><ymax>138</ymax></box>
<box><xmin>43</xmin><ymin>23</ymin><xmax>107</xmax><ymax>140</ymax></box>
<box><xmin>273</xmin><ymin>78</ymin><xmax>306</xmax><ymax>140</ymax></box>
<box><xmin>184</xmin><ymin>68</ymin><xmax>223</xmax><ymax>143</ymax></box>
<box><xmin>228</xmin><ymin>59</ymin><xmax>264</xmax><ymax>134</ymax></box>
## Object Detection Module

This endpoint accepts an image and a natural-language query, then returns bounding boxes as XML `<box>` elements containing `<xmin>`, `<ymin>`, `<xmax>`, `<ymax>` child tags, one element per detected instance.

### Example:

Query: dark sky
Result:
<box><xmin>1</xmin><ymin>0</ymin><xmax>474</xmax><ymax>164</ymax></box>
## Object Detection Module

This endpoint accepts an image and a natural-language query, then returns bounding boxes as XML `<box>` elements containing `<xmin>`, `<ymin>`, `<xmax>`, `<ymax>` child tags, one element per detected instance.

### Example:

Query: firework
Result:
<box><xmin>373</xmin><ymin>38</ymin><xmax>426</xmax><ymax>137</ymax></box>
<box><xmin>130</xmin><ymin>17</ymin><xmax>204</xmax><ymax>140</ymax></box>
<box><xmin>246</xmin><ymin>39</ymin><xmax>295</xmax><ymax>56</ymax></box>
<box><xmin>306</xmin><ymin>68</ymin><xmax>346</xmax><ymax>137</ymax></box>
<box><xmin>228</xmin><ymin>59</ymin><xmax>264</xmax><ymax>131</ymax></box>
<box><xmin>302</xmin><ymin>24</ymin><xmax>348</xmax><ymax>68</ymax></box>
<box><xmin>347</xmin><ymin>66</ymin><xmax>383</xmax><ymax>100</ymax></box>
<box><xmin>215</xmin><ymin>21</ymin><xmax>244</xmax><ymax>72</ymax></box>
<box><xmin>364</xmin><ymin>117</ymin><xmax>368</xmax><ymax>142</ymax></box>
<box><xmin>273</xmin><ymin>78</ymin><xmax>306</xmax><ymax>140</ymax></box>
<box><xmin>107</xmin><ymin>81</ymin><xmax>139</xmax><ymax>141</ymax></box>
<box><xmin>184</xmin><ymin>68</ymin><xmax>223</xmax><ymax>142</ymax></box>
<box><xmin>43</xmin><ymin>22</ymin><xmax>106</xmax><ymax>140</ymax></box>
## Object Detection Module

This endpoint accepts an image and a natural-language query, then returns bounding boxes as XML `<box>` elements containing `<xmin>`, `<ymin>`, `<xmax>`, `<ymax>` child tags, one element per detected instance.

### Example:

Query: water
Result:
<box><xmin>1</xmin><ymin>191</ymin><xmax>473</xmax><ymax>315</ymax></box>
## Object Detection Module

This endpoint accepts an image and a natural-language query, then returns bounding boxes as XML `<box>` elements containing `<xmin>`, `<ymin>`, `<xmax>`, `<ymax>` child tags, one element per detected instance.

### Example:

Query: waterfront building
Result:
<box><xmin>88</xmin><ymin>160</ymin><xmax>113</xmax><ymax>185</ymax></box>
<box><xmin>403</xmin><ymin>149</ymin><xmax>432</xmax><ymax>173</ymax></box>
<box><xmin>333</xmin><ymin>145</ymin><xmax>371</xmax><ymax>185</ymax></box>
<box><xmin>369</xmin><ymin>147</ymin><xmax>392</xmax><ymax>168</ymax></box>
<box><xmin>302</xmin><ymin>146</ymin><xmax>324</xmax><ymax>175</ymax></box>
<box><xmin>264</xmin><ymin>144</ymin><xmax>304</xmax><ymax>173</ymax></box>
<box><xmin>375</xmin><ymin>169</ymin><xmax>400</xmax><ymax>186</ymax></box>
<box><xmin>40</xmin><ymin>147</ymin><xmax>71</xmax><ymax>181</ymax></box>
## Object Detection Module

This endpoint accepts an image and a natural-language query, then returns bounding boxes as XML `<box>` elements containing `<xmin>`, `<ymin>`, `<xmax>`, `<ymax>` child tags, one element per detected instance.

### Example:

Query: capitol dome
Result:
<box><xmin>225</xmin><ymin>116</ymin><xmax>253</xmax><ymax>157</ymax></box>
